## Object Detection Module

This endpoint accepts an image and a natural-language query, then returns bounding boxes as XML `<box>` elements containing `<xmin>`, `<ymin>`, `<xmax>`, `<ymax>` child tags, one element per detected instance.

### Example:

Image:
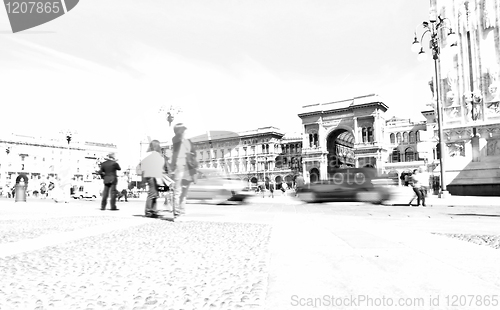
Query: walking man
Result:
<box><xmin>99</xmin><ymin>153</ymin><xmax>121</xmax><ymax>210</ymax></box>
<box><xmin>171</xmin><ymin>123</ymin><xmax>197</xmax><ymax>219</ymax></box>
<box><xmin>409</xmin><ymin>168</ymin><xmax>427</xmax><ymax>207</ymax></box>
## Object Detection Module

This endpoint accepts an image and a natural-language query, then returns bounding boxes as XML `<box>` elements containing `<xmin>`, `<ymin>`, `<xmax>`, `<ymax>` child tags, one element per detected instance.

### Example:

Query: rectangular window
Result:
<box><xmin>391</xmin><ymin>152</ymin><xmax>399</xmax><ymax>163</ymax></box>
<box><xmin>367</xmin><ymin>128</ymin><xmax>373</xmax><ymax>143</ymax></box>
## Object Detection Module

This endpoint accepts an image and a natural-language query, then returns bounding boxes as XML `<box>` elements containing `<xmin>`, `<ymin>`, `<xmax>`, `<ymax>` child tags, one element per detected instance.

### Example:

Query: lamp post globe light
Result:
<box><xmin>411</xmin><ymin>6</ymin><xmax>458</xmax><ymax>198</ymax></box>
<box><xmin>159</xmin><ymin>105</ymin><xmax>182</xmax><ymax>127</ymax></box>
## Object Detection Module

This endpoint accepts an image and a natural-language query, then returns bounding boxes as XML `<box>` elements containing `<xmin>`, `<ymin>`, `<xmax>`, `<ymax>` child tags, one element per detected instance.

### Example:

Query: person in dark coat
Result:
<box><xmin>98</xmin><ymin>153</ymin><xmax>121</xmax><ymax>210</ymax></box>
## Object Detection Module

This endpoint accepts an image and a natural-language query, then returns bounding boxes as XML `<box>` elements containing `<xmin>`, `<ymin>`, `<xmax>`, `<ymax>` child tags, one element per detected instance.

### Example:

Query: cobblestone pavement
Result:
<box><xmin>0</xmin><ymin>200</ymin><xmax>271</xmax><ymax>310</ymax></box>
<box><xmin>434</xmin><ymin>233</ymin><xmax>500</xmax><ymax>250</ymax></box>
<box><xmin>0</xmin><ymin>216</ymin><xmax>127</xmax><ymax>244</ymax></box>
<box><xmin>2</xmin><ymin>197</ymin><xmax>500</xmax><ymax>310</ymax></box>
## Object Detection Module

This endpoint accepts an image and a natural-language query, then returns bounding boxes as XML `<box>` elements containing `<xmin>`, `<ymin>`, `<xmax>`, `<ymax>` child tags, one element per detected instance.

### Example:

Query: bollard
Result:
<box><xmin>15</xmin><ymin>181</ymin><xmax>27</xmax><ymax>202</ymax></box>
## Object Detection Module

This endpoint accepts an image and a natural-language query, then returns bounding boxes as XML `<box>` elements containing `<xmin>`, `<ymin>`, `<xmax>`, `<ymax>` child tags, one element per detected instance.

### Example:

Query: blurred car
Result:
<box><xmin>295</xmin><ymin>168</ymin><xmax>393</xmax><ymax>204</ymax></box>
<box><xmin>186</xmin><ymin>168</ymin><xmax>254</xmax><ymax>204</ymax></box>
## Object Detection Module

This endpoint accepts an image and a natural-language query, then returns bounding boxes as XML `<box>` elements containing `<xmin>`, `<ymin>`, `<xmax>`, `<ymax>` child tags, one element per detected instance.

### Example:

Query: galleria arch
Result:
<box><xmin>326</xmin><ymin>128</ymin><xmax>355</xmax><ymax>174</ymax></box>
<box><xmin>298</xmin><ymin>94</ymin><xmax>388</xmax><ymax>182</ymax></box>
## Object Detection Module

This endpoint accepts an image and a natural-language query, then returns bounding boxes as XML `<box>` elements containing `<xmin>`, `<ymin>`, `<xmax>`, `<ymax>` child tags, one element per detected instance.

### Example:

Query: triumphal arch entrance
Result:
<box><xmin>298</xmin><ymin>94</ymin><xmax>389</xmax><ymax>182</ymax></box>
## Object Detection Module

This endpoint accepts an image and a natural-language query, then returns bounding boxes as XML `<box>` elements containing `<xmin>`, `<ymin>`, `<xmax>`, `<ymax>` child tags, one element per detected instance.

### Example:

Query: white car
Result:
<box><xmin>187</xmin><ymin>168</ymin><xmax>254</xmax><ymax>204</ymax></box>
<box><xmin>72</xmin><ymin>182</ymin><xmax>101</xmax><ymax>200</ymax></box>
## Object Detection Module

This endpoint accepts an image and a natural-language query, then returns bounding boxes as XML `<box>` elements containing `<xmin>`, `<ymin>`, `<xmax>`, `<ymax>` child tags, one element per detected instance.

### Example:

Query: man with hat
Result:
<box><xmin>171</xmin><ymin>123</ymin><xmax>197</xmax><ymax>219</ymax></box>
<box><xmin>98</xmin><ymin>152</ymin><xmax>121</xmax><ymax>210</ymax></box>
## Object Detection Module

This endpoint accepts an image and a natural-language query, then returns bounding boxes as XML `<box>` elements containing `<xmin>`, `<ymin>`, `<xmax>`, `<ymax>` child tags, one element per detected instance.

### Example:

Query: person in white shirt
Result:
<box><xmin>409</xmin><ymin>167</ymin><xmax>428</xmax><ymax>207</ymax></box>
<box><xmin>137</xmin><ymin>140</ymin><xmax>169</xmax><ymax>217</ymax></box>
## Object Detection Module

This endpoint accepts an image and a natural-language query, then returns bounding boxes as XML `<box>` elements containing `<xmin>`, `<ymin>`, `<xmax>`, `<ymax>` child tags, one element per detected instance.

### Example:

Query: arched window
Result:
<box><xmin>405</xmin><ymin>147</ymin><xmax>415</xmax><ymax>162</ymax></box>
<box><xmin>416</xmin><ymin>131</ymin><xmax>420</xmax><ymax>142</ymax></box>
<box><xmin>392</xmin><ymin>149</ymin><xmax>400</xmax><ymax>163</ymax></box>
<box><xmin>409</xmin><ymin>131</ymin><xmax>416</xmax><ymax>144</ymax></box>
<box><xmin>403</xmin><ymin>132</ymin><xmax>409</xmax><ymax>144</ymax></box>
<box><xmin>396</xmin><ymin>133</ymin><xmax>402</xmax><ymax>144</ymax></box>
<box><xmin>390</xmin><ymin>133</ymin><xmax>395</xmax><ymax>144</ymax></box>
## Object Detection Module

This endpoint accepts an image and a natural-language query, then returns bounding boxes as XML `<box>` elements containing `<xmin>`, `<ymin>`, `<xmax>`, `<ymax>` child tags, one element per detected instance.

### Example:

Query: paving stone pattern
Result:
<box><xmin>0</xmin><ymin>221</ymin><xmax>271</xmax><ymax>310</ymax></box>
<box><xmin>434</xmin><ymin>233</ymin><xmax>500</xmax><ymax>249</ymax></box>
<box><xmin>0</xmin><ymin>216</ymin><xmax>127</xmax><ymax>244</ymax></box>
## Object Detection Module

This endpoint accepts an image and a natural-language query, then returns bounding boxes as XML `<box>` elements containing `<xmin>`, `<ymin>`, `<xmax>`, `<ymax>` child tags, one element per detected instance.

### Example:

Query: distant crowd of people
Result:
<box><xmin>255</xmin><ymin>172</ymin><xmax>306</xmax><ymax>198</ymax></box>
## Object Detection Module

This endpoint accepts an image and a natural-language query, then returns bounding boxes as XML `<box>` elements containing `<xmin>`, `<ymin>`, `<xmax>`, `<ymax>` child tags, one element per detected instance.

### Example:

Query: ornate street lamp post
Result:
<box><xmin>159</xmin><ymin>105</ymin><xmax>182</xmax><ymax>128</ymax></box>
<box><xmin>411</xmin><ymin>7</ymin><xmax>458</xmax><ymax>198</ymax></box>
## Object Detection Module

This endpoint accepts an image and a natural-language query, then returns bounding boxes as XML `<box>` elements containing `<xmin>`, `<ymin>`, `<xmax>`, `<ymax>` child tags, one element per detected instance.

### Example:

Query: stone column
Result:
<box><xmin>320</xmin><ymin>154</ymin><xmax>328</xmax><ymax>180</ymax></box>
<box><xmin>353</xmin><ymin>117</ymin><xmax>358</xmax><ymax>144</ymax></box>
<box><xmin>303</xmin><ymin>126</ymin><xmax>309</xmax><ymax>149</ymax></box>
<box><xmin>376</xmin><ymin>150</ymin><xmax>383</xmax><ymax>174</ymax></box>
<box><xmin>319</xmin><ymin>121</ymin><xmax>326</xmax><ymax>150</ymax></box>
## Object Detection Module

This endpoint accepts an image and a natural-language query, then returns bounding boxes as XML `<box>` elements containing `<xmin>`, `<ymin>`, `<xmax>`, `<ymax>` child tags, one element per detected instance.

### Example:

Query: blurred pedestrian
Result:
<box><xmin>294</xmin><ymin>173</ymin><xmax>305</xmax><ymax>196</ymax></box>
<box><xmin>137</xmin><ymin>140</ymin><xmax>169</xmax><ymax>217</ymax></box>
<box><xmin>98</xmin><ymin>153</ymin><xmax>121</xmax><ymax>210</ymax></box>
<box><xmin>265</xmin><ymin>179</ymin><xmax>274</xmax><ymax>198</ymax></box>
<box><xmin>281</xmin><ymin>182</ymin><xmax>288</xmax><ymax>196</ymax></box>
<box><xmin>54</xmin><ymin>160</ymin><xmax>72</xmax><ymax>203</ymax></box>
<box><xmin>403</xmin><ymin>173</ymin><xmax>411</xmax><ymax>187</ymax></box>
<box><xmin>409</xmin><ymin>168</ymin><xmax>426</xmax><ymax>207</ymax></box>
<box><xmin>47</xmin><ymin>178</ymin><xmax>55</xmax><ymax>199</ymax></box>
<box><xmin>171</xmin><ymin>123</ymin><xmax>198</xmax><ymax>219</ymax></box>
<box><xmin>116</xmin><ymin>175</ymin><xmax>129</xmax><ymax>202</ymax></box>
<box><xmin>40</xmin><ymin>183</ymin><xmax>47</xmax><ymax>199</ymax></box>
<box><xmin>295</xmin><ymin>173</ymin><xmax>305</xmax><ymax>187</ymax></box>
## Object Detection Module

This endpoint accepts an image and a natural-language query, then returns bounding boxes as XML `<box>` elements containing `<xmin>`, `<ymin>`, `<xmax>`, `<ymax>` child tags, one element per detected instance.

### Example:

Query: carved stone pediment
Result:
<box><xmin>446</xmin><ymin>142</ymin><xmax>465</xmax><ymax>157</ymax></box>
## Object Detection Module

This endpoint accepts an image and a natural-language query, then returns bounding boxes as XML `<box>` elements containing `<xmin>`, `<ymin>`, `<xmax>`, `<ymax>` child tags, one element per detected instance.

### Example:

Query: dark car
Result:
<box><xmin>295</xmin><ymin>168</ymin><xmax>392</xmax><ymax>204</ymax></box>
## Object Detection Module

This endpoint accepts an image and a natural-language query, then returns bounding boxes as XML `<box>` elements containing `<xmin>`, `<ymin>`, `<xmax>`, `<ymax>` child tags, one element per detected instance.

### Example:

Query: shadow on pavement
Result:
<box><xmin>449</xmin><ymin>213</ymin><xmax>500</xmax><ymax>217</ymax></box>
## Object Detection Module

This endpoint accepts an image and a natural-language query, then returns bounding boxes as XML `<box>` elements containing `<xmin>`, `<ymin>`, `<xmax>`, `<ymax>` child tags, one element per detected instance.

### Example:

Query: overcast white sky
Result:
<box><xmin>0</xmin><ymin>0</ymin><xmax>435</xmax><ymax>167</ymax></box>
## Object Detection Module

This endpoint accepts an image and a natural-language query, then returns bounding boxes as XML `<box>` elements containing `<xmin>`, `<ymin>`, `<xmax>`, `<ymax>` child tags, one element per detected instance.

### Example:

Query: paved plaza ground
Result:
<box><xmin>1</xmin><ymin>195</ymin><xmax>500</xmax><ymax>309</ymax></box>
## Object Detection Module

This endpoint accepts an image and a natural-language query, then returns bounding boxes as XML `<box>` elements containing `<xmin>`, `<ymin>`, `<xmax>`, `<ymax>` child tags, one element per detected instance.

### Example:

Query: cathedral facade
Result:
<box><xmin>429</xmin><ymin>0</ymin><xmax>500</xmax><ymax>195</ymax></box>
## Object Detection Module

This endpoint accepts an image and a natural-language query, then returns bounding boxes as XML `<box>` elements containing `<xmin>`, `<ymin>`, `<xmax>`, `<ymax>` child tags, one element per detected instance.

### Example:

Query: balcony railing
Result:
<box><xmin>302</xmin><ymin>146</ymin><xmax>323</xmax><ymax>154</ymax></box>
<box><xmin>355</xmin><ymin>141</ymin><xmax>383</xmax><ymax>147</ymax></box>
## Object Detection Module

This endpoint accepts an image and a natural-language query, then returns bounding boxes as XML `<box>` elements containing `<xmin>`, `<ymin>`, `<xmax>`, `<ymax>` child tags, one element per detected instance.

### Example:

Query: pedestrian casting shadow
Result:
<box><xmin>449</xmin><ymin>213</ymin><xmax>500</xmax><ymax>217</ymax></box>
<box><xmin>133</xmin><ymin>214</ymin><xmax>174</xmax><ymax>221</ymax></box>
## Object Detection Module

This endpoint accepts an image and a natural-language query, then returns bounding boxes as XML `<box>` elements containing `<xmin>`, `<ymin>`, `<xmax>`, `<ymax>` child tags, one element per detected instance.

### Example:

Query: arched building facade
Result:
<box><xmin>182</xmin><ymin>127</ymin><xmax>303</xmax><ymax>187</ymax></box>
<box><xmin>298</xmin><ymin>94</ymin><xmax>389</xmax><ymax>183</ymax></box>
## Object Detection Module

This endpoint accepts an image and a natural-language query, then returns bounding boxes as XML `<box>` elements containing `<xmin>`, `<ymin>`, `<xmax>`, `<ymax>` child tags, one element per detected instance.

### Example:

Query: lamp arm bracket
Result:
<box><xmin>419</xmin><ymin>29</ymin><xmax>431</xmax><ymax>44</ymax></box>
